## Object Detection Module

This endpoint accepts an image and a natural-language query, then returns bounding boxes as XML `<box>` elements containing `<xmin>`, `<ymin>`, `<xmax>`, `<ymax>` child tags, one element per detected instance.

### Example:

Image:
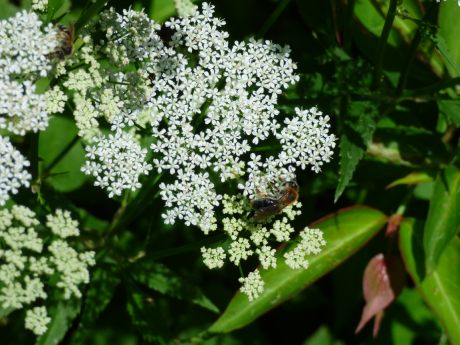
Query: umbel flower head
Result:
<box><xmin>0</xmin><ymin>136</ymin><xmax>31</xmax><ymax>206</ymax></box>
<box><xmin>62</xmin><ymin>3</ymin><xmax>334</xmax><ymax>300</ymax></box>
<box><xmin>0</xmin><ymin>11</ymin><xmax>59</xmax><ymax>136</ymax></box>
<box><xmin>0</xmin><ymin>205</ymin><xmax>95</xmax><ymax>336</ymax></box>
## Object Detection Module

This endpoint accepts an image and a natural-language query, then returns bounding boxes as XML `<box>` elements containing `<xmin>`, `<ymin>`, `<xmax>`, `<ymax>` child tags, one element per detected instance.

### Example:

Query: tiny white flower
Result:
<box><xmin>201</xmin><ymin>247</ymin><xmax>226</xmax><ymax>269</ymax></box>
<box><xmin>0</xmin><ymin>136</ymin><xmax>31</xmax><ymax>205</ymax></box>
<box><xmin>25</xmin><ymin>307</ymin><xmax>51</xmax><ymax>336</ymax></box>
<box><xmin>0</xmin><ymin>205</ymin><xmax>95</xmax><ymax>334</ymax></box>
<box><xmin>228</xmin><ymin>238</ymin><xmax>253</xmax><ymax>265</ymax></box>
<box><xmin>239</xmin><ymin>270</ymin><xmax>264</xmax><ymax>301</ymax></box>
<box><xmin>81</xmin><ymin>130</ymin><xmax>152</xmax><ymax>197</ymax></box>
<box><xmin>256</xmin><ymin>245</ymin><xmax>277</xmax><ymax>269</ymax></box>
<box><xmin>46</xmin><ymin>209</ymin><xmax>80</xmax><ymax>238</ymax></box>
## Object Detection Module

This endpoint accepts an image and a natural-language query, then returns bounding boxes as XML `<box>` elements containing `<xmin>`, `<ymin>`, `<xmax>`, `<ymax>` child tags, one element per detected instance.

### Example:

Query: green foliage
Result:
<box><xmin>35</xmin><ymin>301</ymin><xmax>81</xmax><ymax>345</ymax></box>
<box><xmin>438</xmin><ymin>2</ymin><xmax>460</xmax><ymax>77</ymax></box>
<box><xmin>400</xmin><ymin>219</ymin><xmax>460</xmax><ymax>344</ymax></box>
<box><xmin>210</xmin><ymin>207</ymin><xmax>387</xmax><ymax>333</ymax></box>
<box><xmin>423</xmin><ymin>166</ymin><xmax>460</xmax><ymax>272</ymax></box>
<box><xmin>335</xmin><ymin>101</ymin><xmax>379</xmax><ymax>201</ymax></box>
<box><xmin>130</xmin><ymin>260</ymin><xmax>219</xmax><ymax>313</ymax></box>
<box><xmin>39</xmin><ymin>116</ymin><xmax>87</xmax><ymax>192</ymax></box>
<box><xmin>2</xmin><ymin>0</ymin><xmax>460</xmax><ymax>344</ymax></box>
<box><xmin>69</xmin><ymin>265</ymin><xmax>121</xmax><ymax>345</ymax></box>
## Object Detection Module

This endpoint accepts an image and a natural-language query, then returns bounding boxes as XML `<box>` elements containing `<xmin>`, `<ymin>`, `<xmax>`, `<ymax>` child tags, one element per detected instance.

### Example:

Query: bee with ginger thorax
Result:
<box><xmin>250</xmin><ymin>180</ymin><xmax>299</xmax><ymax>221</ymax></box>
<box><xmin>48</xmin><ymin>24</ymin><xmax>74</xmax><ymax>60</ymax></box>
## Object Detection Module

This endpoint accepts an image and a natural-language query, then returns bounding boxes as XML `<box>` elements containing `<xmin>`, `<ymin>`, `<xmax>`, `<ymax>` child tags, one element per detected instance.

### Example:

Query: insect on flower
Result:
<box><xmin>49</xmin><ymin>24</ymin><xmax>74</xmax><ymax>60</ymax></box>
<box><xmin>251</xmin><ymin>180</ymin><xmax>299</xmax><ymax>220</ymax></box>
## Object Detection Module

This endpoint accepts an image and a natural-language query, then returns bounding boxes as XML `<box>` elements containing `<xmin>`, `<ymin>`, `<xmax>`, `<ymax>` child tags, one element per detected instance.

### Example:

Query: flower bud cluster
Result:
<box><xmin>0</xmin><ymin>206</ymin><xmax>95</xmax><ymax>335</ymax></box>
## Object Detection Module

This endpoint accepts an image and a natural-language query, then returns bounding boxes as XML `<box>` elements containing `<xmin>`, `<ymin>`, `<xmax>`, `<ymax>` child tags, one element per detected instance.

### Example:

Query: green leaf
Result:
<box><xmin>438</xmin><ymin>100</ymin><xmax>460</xmax><ymax>127</ymax></box>
<box><xmin>335</xmin><ymin>101</ymin><xmax>379</xmax><ymax>202</ymax></box>
<box><xmin>74</xmin><ymin>0</ymin><xmax>107</xmax><ymax>34</ymax></box>
<box><xmin>372</xmin><ymin>126</ymin><xmax>449</xmax><ymax>167</ymax></box>
<box><xmin>35</xmin><ymin>300</ymin><xmax>81</xmax><ymax>345</ymax></box>
<box><xmin>131</xmin><ymin>261</ymin><xmax>219</xmax><ymax>313</ymax></box>
<box><xmin>423</xmin><ymin>166</ymin><xmax>460</xmax><ymax>272</ymax></box>
<box><xmin>353</xmin><ymin>0</ymin><xmax>402</xmax><ymax>47</ymax></box>
<box><xmin>389</xmin><ymin>288</ymin><xmax>442</xmax><ymax>345</ymax></box>
<box><xmin>39</xmin><ymin>116</ymin><xmax>87</xmax><ymax>192</ymax></box>
<box><xmin>302</xmin><ymin>326</ymin><xmax>345</xmax><ymax>345</ymax></box>
<box><xmin>126</xmin><ymin>288</ymin><xmax>170</xmax><ymax>344</ymax></box>
<box><xmin>386</xmin><ymin>171</ymin><xmax>434</xmax><ymax>189</ymax></box>
<box><xmin>0</xmin><ymin>306</ymin><xmax>14</xmax><ymax>319</ymax></box>
<box><xmin>209</xmin><ymin>206</ymin><xmax>387</xmax><ymax>333</ymax></box>
<box><xmin>0</xmin><ymin>0</ymin><xmax>18</xmax><ymax>19</ymax></box>
<box><xmin>438</xmin><ymin>2</ymin><xmax>460</xmax><ymax>77</ymax></box>
<box><xmin>46</xmin><ymin>0</ymin><xmax>65</xmax><ymax>22</ymax></box>
<box><xmin>69</xmin><ymin>265</ymin><xmax>120</xmax><ymax>345</ymax></box>
<box><xmin>149</xmin><ymin>0</ymin><xmax>176</xmax><ymax>23</ymax></box>
<box><xmin>399</xmin><ymin>219</ymin><xmax>460</xmax><ymax>344</ymax></box>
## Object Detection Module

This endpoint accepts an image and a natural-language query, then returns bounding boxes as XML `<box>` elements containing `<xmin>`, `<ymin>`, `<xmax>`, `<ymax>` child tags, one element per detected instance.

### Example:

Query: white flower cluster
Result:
<box><xmin>0</xmin><ymin>11</ymin><xmax>67</xmax><ymax>206</ymax></box>
<box><xmin>32</xmin><ymin>0</ymin><xmax>48</xmax><ymax>12</ymax></box>
<box><xmin>200</xmin><ymin>194</ymin><xmax>326</xmax><ymax>301</ymax></box>
<box><xmin>145</xmin><ymin>3</ymin><xmax>335</xmax><ymax>229</ymax></box>
<box><xmin>25</xmin><ymin>307</ymin><xmax>50</xmax><ymax>336</ymax></box>
<box><xmin>59</xmin><ymin>4</ymin><xmax>334</xmax><ymax>300</ymax></box>
<box><xmin>0</xmin><ymin>205</ymin><xmax>95</xmax><ymax>336</ymax></box>
<box><xmin>239</xmin><ymin>270</ymin><xmax>265</xmax><ymax>302</ymax></box>
<box><xmin>174</xmin><ymin>0</ymin><xmax>197</xmax><ymax>17</ymax></box>
<box><xmin>0</xmin><ymin>136</ymin><xmax>31</xmax><ymax>206</ymax></box>
<box><xmin>81</xmin><ymin>131</ymin><xmax>153</xmax><ymax>197</ymax></box>
<box><xmin>62</xmin><ymin>8</ymin><xmax>160</xmax><ymax>138</ymax></box>
<box><xmin>284</xmin><ymin>227</ymin><xmax>326</xmax><ymax>269</ymax></box>
<box><xmin>58</xmin><ymin>9</ymin><xmax>161</xmax><ymax>196</ymax></box>
<box><xmin>0</xmin><ymin>11</ymin><xmax>58</xmax><ymax>135</ymax></box>
<box><xmin>67</xmin><ymin>3</ymin><xmax>334</xmax><ymax>223</ymax></box>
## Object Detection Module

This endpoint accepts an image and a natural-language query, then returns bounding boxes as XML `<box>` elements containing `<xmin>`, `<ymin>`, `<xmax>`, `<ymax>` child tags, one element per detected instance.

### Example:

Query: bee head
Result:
<box><xmin>284</xmin><ymin>180</ymin><xmax>298</xmax><ymax>191</ymax></box>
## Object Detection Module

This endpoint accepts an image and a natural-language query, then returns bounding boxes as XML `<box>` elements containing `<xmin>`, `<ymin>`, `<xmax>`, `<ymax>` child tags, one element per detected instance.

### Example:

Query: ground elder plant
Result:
<box><xmin>0</xmin><ymin>206</ymin><xmax>94</xmax><ymax>335</ymax></box>
<box><xmin>1</xmin><ymin>0</ymin><xmax>459</xmax><ymax>344</ymax></box>
<box><xmin>59</xmin><ymin>3</ymin><xmax>335</xmax><ymax>299</ymax></box>
<box><xmin>0</xmin><ymin>0</ymin><xmax>334</xmax><ymax>334</ymax></box>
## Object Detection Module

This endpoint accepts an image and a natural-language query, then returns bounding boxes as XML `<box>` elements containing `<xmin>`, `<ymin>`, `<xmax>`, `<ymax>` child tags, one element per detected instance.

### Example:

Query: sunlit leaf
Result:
<box><xmin>149</xmin><ymin>0</ymin><xmax>176</xmax><ymax>23</ymax></box>
<box><xmin>353</xmin><ymin>0</ymin><xmax>401</xmax><ymax>47</ymax></box>
<box><xmin>438</xmin><ymin>100</ymin><xmax>460</xmax><ymax>127</ymax></box>
<box><xmin>438</xmin><ymin>2</ymin><xmax>460</xmax><ymax>77</ymax></box>
<box><xmin>39</xmin><ymin>116</ymin><xmax>86</xmax><ymax>192</ymax></box>
<box><xmin>400</xmin><ymin>219</ymin><xmax>460</xmax><ymax>345</ymax></box>
<box><xmin>210</xmin><ymin>206</ymin><xmax>387</xmax><ymax>333</ymax></box>
<box><xmin>423</xmin><ymin>166</ymin><xmax>460</xmax><ymax>272</ymax></box>
<box><xmin>386</xmin><ymin>171</ymin><xmax>434</xmax><ymax>189</ymax></box>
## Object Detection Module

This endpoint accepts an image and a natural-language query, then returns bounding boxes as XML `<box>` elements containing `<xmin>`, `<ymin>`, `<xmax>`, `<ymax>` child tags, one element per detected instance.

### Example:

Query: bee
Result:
<box><xmin>48</xmin><ymin>24</ymin><xmax>74</xmax><ymax>60</ymax></box>
<box><xmin>251</xmin><ymin>180</ymin><xmax>299</xmax><ymax>221</ymax></box>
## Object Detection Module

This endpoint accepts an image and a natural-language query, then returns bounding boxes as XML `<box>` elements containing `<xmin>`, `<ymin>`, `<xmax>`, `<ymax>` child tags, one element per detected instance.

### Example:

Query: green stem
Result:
<box><xmin>43</xmin><ymin>134</ymin><xmax>80</xmax><ymax>177</ymax></box>
<box><xmin>258</xmin><ymin>0</ymin><xmax>291</xmax><ymax>37</ymax></box>
<box><xmin>238</xmin><ymin>263</ymin><xmax>245</xmax><ymax>278</ymax></box>
<box><xmin>29</xmin><ymin>133</ymin><xmax>40</xmax><ymax>181</ymax></box>
<box><xmin>403</xmin><ymin>77</ymin><xmax>460</xmax><ymax>97</ymax></box>
<box><xmin>343</xmin><ymin>0</ymin><xmax>356</xmax><ymax>53</ymax></box>
<box><xmin>396</xmin><ymin>27</ymin><xmax>422</xmax><ymax>96</ymax></box>
<box><xmin>105</xmin><ymin>173</ymin><xmax>163</xmax><ymax>238</ymax></box>
<box><xmin>372</xmin><ymin>0</ymin><xmax>398</xmax><ymax>90</ymax></box>
<box><xmin>144</xmin><ymin>233</ymin><xmax>227</xmax><ymax>261</ymax></box>
<box><xmin>252</xmin><ymin>144</ymin><xmax>282</xmax><ymax>152</ymax></box>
